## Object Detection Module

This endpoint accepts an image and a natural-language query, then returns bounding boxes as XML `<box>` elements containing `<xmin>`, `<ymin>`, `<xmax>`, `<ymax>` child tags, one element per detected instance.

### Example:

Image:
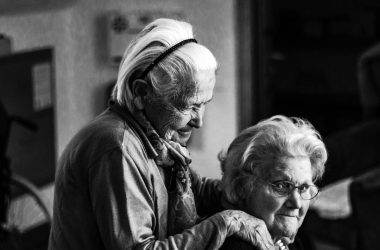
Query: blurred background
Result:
<box><xmin>0</xmin><ymin>0</ymin><xmax>379</xmax><ymax>249</ymax></box>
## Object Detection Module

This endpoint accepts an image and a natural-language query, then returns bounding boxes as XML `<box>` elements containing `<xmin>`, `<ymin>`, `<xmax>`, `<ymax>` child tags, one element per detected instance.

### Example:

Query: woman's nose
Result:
<box><xmin>190</xmin><ymin>107</ymin><xmax>205</xmax><ymax>128</ymax></box>
<box><xmin>287</xmin><ymin>189</ymin><xmax>303</xmax><ymax>209</ymax></box>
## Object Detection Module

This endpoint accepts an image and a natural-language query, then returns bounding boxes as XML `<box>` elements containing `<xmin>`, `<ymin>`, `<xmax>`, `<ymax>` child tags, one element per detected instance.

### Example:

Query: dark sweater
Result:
<box><xmin>220</xmin><ymin>236</ymin><xmax>304</xmax><ymax>250</ymax></box>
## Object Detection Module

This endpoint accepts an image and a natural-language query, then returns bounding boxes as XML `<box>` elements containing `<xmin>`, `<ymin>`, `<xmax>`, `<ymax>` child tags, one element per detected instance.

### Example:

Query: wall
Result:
<box><xmin>0</xmin><ymin>1</ymin><xmax>237</xmax><ymax>218</ymax></box>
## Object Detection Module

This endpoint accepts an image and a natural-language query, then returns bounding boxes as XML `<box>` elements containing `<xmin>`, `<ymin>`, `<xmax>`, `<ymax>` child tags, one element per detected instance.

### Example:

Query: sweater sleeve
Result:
<box><xmin>189</xmin><ymin>167</ymin><xmax>224</xmax><ymax>217</ymax></box>
<box><xmin>89</xmin><ymin>148</ymin><xmax>230</xmax><ymax>250</ymax></box>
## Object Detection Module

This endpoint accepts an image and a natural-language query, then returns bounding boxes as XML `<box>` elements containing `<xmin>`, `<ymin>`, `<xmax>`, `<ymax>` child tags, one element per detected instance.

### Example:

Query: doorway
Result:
<box><xmin>238</xmin><ymin>0</ymin><xmax>380</xmax><ymax>137</ymax></box>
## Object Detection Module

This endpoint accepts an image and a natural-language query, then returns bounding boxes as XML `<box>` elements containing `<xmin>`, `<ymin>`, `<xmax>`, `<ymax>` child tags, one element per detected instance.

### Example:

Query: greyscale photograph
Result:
<box><xmin>0</xmin><ymin>0</ymin><xmax>379</xmax><ymax>250</ymax></box>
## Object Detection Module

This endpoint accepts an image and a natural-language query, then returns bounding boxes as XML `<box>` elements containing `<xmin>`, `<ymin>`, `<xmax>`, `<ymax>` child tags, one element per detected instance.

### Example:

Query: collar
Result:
<box><xmin>108</xmin><ymin>100</ymin><xmax>158</xmax><ymax>159</ymax></box>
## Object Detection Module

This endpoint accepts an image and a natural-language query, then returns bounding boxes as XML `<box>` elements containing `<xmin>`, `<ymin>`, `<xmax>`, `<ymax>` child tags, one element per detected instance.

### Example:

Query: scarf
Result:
<box><xmin>111</xmin><ymin>102</ymin><xmax>198</xmax><ymax>235</ymax></box>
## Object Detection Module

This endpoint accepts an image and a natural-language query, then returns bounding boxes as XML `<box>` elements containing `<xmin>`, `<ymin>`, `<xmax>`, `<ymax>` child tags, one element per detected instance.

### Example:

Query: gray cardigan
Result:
<box><xmin>48</xmin><ymin>105</ymin><xmax>228</xmax><ymax>250</ymax></box>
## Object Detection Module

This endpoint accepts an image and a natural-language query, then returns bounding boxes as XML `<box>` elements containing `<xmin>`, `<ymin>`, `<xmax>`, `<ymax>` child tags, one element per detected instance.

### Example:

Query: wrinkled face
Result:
<box><xmin>244</xmin><ymin>157</ymin><xmax>313</xmax><ymax>243</ymax></box>
<box><xmin>144</xmin><ymin>69</ymin><xmax>215</xmax><ymax>146</ymax></box>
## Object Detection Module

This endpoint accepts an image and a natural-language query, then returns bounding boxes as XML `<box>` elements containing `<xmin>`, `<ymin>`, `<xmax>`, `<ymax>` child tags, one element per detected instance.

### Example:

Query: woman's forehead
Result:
<box><xmin>188</xmin><ymin>86</ymin><xmax>214</xmax><ymax>104</ymax></box>
<box><xmin>185</xmin><ymin>71</ymin><xmax>215</xmax><ymax>103</ymax></box>
<box><xmin>266</xmin><ymin>157</ymin><xmax>313</xmax><ymax>182</ymax></box>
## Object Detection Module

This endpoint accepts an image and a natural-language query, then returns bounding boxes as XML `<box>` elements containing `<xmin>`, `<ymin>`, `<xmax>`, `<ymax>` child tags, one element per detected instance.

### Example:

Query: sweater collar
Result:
<box><xmin>108</xmin><ymin>100</ymin><xmax>158</xmax><ymax>159</ymax></box>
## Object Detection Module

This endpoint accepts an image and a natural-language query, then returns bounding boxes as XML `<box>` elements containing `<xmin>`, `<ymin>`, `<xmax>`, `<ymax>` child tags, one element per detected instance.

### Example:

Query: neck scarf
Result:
<box><xmin>130</xmin><ymin>109</ymin><xmax>198</xmax><ymax>235</ymax></box>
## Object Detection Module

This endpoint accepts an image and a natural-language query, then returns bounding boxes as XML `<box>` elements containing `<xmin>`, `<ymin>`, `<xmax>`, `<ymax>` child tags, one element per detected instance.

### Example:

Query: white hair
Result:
<box><xmin>219</xmin><ymin>115</ymin><xmax>328</xmax><ymax>205</ymax></box>
<box><xmin>112</xmin><ymin>18</ymin><xmax>218</xmax><ymax>112</ymax></box>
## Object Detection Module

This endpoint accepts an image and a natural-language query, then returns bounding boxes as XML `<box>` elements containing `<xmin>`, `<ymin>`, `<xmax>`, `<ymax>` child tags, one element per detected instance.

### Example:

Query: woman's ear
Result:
<box><xmin>131</xmin><ymin>79</ymin><xmax>148</xmax><ymax>110</ymax></box>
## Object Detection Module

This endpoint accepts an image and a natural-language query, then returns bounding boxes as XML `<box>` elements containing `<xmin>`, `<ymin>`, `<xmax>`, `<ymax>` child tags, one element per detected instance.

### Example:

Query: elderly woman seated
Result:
<box><xmin>219</xmin><ymin>115</ymin><xmax>327</xmax><ymax>250</ymax></box>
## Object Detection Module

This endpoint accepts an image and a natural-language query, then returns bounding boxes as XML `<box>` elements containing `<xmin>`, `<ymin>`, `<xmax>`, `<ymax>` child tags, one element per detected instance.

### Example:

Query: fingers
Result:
<box><xmin>219</xmin><ymin>210</ymin><xmax>275</xmax><ymax>250</ymax></box>
<box><xmin>251</xmin><ymin>224</ymin><xmax>275</xmax><ymax>250</ymax></box>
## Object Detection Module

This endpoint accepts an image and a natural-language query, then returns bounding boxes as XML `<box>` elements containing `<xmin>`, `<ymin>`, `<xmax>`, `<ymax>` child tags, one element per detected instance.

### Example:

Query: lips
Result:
<box><xmin>178</xmin><ymin>129</ymin><xmax>191</xmax><ymax>133</ymax></box>
<box><xmin>277</xmin><ymin>213</ymin><xmax>299</xmax><ymax>218</ymax></box>
<box><xmin>177</xmin><ymin>127</ymin><xmax>192</xmax><ymax>135</ymax></box>
<box><xmin>177</xmin><ymin>131</ymin><xmax>192</xmax><ymax>138</ymax></box>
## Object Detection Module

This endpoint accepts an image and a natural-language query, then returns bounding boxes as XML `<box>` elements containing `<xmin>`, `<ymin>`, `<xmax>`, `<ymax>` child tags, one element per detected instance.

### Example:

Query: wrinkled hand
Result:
<box><xmin>310</xmin><ymin>177</ymin><xmax>353</xmax><ymax>219</ymax></box>
<box><xmin>219</xmin><ymin>210</ymin><xmax>276</xmax><ymax>250</ymax></box>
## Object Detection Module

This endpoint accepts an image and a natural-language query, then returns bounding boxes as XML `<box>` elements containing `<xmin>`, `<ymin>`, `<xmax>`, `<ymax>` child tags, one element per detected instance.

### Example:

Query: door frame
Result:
<box><xmin>236</xmin><ymin>0</ymin><xmax>269</xmax><ymax>130</ymax></box>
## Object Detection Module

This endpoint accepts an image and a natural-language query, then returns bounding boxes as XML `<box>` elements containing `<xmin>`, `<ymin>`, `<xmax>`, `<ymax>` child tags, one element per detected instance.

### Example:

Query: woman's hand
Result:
<box><xmin>219</xmin><ymin>210</ymin><xmax>276</xmax><ymax>250</ymax></box>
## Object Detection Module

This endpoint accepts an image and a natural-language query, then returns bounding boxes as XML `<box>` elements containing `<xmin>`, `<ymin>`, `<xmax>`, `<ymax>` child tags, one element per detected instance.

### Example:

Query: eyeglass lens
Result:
<box><xmin>270</xmin><ymin>181</ymin><xmax>319</xmax><ymax>200</ymax></box>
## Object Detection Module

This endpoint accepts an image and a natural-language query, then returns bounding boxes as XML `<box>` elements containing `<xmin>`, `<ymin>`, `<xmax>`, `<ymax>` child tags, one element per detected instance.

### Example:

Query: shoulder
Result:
<box><xmin>70</xmin><ymin>110</ymin><xmax>125</xmax><ymax>147</ymax></box>
<box><xmin>82</xmin><ymin>109</ymin><xmax>146</xmax><ymax>149</ymax></box>
<box><xmin>60</xmin><ymin>109</ymin><xmax>145</xmax><ymax>168</ymax></box>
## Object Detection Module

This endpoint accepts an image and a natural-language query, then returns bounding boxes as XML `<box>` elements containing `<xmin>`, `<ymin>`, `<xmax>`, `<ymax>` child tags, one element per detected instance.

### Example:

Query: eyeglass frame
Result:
<box><xmin>259</xmin><ymin>179</ymin><xmax>320</xmax><ymax>200</ymax></box>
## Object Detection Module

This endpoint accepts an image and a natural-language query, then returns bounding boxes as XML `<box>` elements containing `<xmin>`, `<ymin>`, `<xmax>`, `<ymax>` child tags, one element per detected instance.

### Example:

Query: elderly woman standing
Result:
<box><xmin>220</xmin><ymin>115</ymin><xmax>327</xmax><ymax>250</ymax></box>
<box><xmin>48</xmin><ymin>18</ymin><xmax>277</xmax><ymax>250</ymax></box>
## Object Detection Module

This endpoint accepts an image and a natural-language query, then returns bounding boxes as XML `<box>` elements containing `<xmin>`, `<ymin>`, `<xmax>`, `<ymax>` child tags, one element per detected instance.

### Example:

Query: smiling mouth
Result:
<box><xmin>177</xmin><ymin>131</ymin><xmax>192</xmax><ymax>138</ymax></box>
<box><xmin>278</xmin><ymin>214</ymin><xmax>298</xmax><ymax>218</ymax></box>
<box><xmin>177</xmin><ymin>128</ymin><xmax>192</xmax><ymax>135</ymax></box>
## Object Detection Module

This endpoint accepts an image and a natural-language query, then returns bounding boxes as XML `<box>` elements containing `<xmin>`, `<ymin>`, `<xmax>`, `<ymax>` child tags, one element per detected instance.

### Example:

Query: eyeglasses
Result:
<box><xmin>266</xmin><ymin>180</ymin><xmax>319</xmax><ymax>200</ymax></box>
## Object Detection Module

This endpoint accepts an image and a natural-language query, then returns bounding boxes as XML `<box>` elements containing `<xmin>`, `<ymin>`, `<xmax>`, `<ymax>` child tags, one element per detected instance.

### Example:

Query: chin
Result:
<box><xmin>171</xmin><ymin>132</ymin><xmax>191</xmax><ymax>146</ymax></box>
<box><xmin>177</xmin><ymin>137</ymin><xmax>190</xmax><ymax>146</ymax></box>
<box><xmin>271</xmin><ymin>225</ymin><xmax>298</xmax><ymax>243</ymax></box>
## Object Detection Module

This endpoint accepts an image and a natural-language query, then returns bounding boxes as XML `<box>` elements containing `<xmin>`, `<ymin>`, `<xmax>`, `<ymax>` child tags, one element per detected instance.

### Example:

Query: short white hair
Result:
<box><xmin>220</xmin><ymin>115</ymin><xmax>328</xmax><ymax>205</ymax></box>
<box><xmin>112</xmin><ymin>18</ymin><xmax>218</xmax><ymax>111</ymax></box>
